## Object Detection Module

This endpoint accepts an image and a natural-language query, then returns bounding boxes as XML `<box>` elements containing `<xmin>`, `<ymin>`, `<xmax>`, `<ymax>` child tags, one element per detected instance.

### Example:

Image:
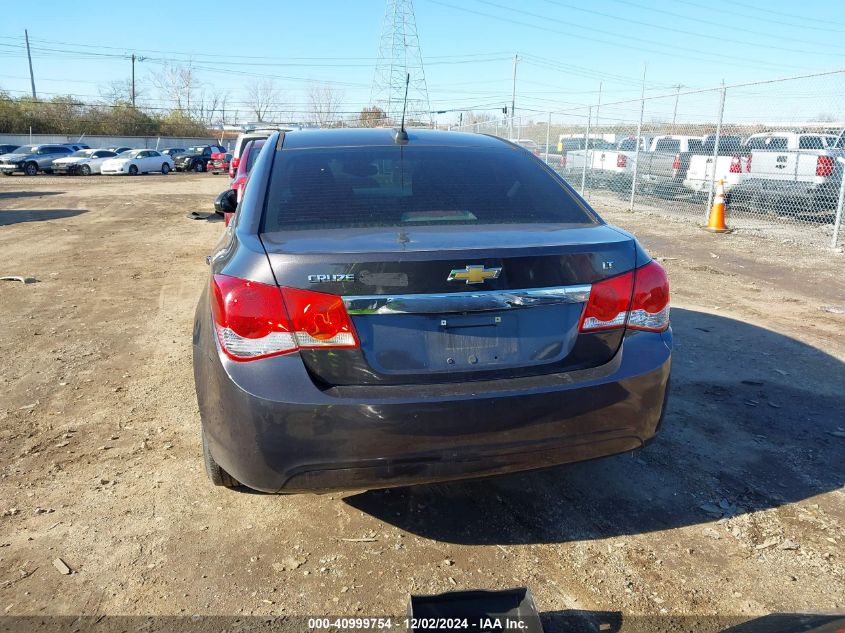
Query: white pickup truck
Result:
<box><xmin>730</xmin><ymin>131</ymin><xmax>845</xmax><ymax>214</ymax></box>
<box><xmin>636</xmin><ymin>135</ymin><xmax>705</xmax><ymax>194</ymax></box>
<box><xmin>565</xmin><ymin>136</ymin><xmax>655</xmax><ymax>190</ymax></box>
<box><xmin>682</xmin><ymin>135</ymin><xmax>746</xmax><ymax>196</ymax></box>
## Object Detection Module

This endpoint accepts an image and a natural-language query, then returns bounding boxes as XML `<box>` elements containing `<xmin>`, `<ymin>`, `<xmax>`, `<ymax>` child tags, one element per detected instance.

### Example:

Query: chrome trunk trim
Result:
<box><xmin>343</xmin><ymin>285</ymin><xmax>592</xmax><ymax>315</ymax></box>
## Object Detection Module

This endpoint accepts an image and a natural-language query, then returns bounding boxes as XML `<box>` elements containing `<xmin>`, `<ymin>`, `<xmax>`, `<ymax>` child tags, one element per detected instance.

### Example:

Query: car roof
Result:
<box><xmin>279</xmin><ymin>128</ymin><xmax>510</xmax><ymax>151</ymax></box>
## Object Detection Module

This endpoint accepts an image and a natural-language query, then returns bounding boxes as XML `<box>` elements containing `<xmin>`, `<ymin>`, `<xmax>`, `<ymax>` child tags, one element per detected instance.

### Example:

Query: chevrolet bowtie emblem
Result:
<box><xmin>447</xmin><ymin>264</ymin><xmax>502</xmax><ymax>284</ymax></box>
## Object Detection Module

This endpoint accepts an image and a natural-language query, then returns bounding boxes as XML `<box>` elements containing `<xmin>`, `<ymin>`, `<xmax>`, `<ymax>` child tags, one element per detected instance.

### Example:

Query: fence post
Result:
<box><xmin>706</xmin><ymin>82</ymin><xmax>727</xmax><ymax>214</ymax></box>
<box><xmin>544</xmin><ymin>112</ymin><xmax>551</xmax><ymax>163</ymax></box>
<box><xmin>629</xmin><ymin>65</ymin><xmax>647</xmax><ymax>211</ymax></box>
<box><xmin>831</xmin><ymin>158</ymin><xmax>845</xmax><ymax>249</ymax></box>
<box><xmin>581</xmin><ymin>106</ymin><xmax>592</xmax><ymax>196</ymax></box>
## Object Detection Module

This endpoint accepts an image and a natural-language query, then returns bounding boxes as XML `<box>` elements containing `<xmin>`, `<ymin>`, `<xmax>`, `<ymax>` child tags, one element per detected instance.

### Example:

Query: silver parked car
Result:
<box><xmin>0</xmin><ymin>144</ymin><xmax>75</xmax><ymax>176</ymax></box>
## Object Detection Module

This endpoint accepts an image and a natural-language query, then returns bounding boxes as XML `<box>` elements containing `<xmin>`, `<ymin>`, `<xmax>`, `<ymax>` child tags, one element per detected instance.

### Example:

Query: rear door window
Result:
<box><xmin>263</xmin><ymin>145</ymin><xmax>597</xmax><ymax>232</ymax></box>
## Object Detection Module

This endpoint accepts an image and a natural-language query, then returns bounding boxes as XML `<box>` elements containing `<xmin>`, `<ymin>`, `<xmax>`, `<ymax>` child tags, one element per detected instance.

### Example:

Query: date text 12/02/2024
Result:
<box><xmin>307</xmin><ymin>617</ymin><xmax>535</xmax><ymax>630</ymax></box>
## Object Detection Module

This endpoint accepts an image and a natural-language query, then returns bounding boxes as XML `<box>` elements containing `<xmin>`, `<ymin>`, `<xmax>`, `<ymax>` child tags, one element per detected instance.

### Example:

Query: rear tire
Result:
<box><xmin>128</xmin><ymin>164</ymin><xmax>139</xmax><ymax>176</ymax></box>
<box><xmin>161</xmin><ymin>163</ymin><xmax>171</xmax><ymax>175</ymax></box>
<box><xmin>194</xmin><ymin>161</ymin><xmax>205</xmax><ymax>173</ymax></box>
<box><xmin>202</xmin><ymin>428</ymin><xmax>239</xmax><ymax>488</ymax></box>
<box><xmin>24</xmin><ymin>162</ymin><xmax>38</xmax><ymax>176</ymax></box>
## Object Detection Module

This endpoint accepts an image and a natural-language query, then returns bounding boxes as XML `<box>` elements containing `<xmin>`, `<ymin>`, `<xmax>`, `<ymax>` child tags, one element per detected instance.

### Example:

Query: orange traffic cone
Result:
<box><xmin>704</xmin><ymin>179</ymin><xmax>731</xmax><ymax>233</ymax></box>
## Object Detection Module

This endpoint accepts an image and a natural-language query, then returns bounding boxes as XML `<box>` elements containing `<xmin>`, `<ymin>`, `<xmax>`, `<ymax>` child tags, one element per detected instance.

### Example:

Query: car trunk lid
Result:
<box><xmin>261</xmin><ymin>224</ymin><xmax>637</xmax><ymax>386</ymax></box>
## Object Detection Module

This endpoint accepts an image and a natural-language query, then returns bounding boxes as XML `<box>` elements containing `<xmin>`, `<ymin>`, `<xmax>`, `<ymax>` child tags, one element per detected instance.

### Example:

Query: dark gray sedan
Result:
<box><xmin>193</xmin><ymin>128</ymin><xmax>672</xmax><ymax>493</ymax></box>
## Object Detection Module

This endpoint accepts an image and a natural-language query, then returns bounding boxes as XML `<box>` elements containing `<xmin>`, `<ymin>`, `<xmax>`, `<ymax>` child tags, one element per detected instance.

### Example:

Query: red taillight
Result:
<box><xmin>281</xmin><ymin>287</ymin><xmax>358</xmax><ymax>348</ymax></box>
<box><xmin>211</xmin><ymin>275</ymin><xmax>358</xmax><ymax>361</ymax></box>
<box><xmin>579</xmin><ymin>261</ymin><xmax>670</xmax><ymax>333</ymax></box>
<box><xmin>617</xmin><ymin>154</ymin><xmax>627</xmax><ymax>168</ymax></box>
<box><xmin>231</xmin><ymin>156</ymin><xmax>240</xmax><ymax>169</ymax></box>
<box><xmin>816</xmin><ymin>155</ymin><xmax>834</xmax><ymax>177</ymax></box>
<box><xmin>729</xmin><ymin>155</ymin><xmax>742</xmax><ymax>174</ymax></box>
<box><xmin>628</xmin><ymin>261</ymin><xmax>670</xmax><ymax>332</ymax></box>
<box><xmin>561</xmin><ymin>154</ymin><xmax>567</xmax><ymax>168</ymax></box>
<box><xmin>672</xmin><ymin>154</ymin><xmax>681</xmax><ymax>172</ymax></box>
<box><xmin>746</xmin><ymin>154</ymin><xmax>752</xmax><ymax>173</ymax></box>
<box><xmin>211</xmin><ymin>275</ymin><xmax>296</xmax><ymax>361</ymax></box>
<box><xmin>579</xmin><ymin>271</ymin><xmax>634</xmax><ymax>331</ymax></box>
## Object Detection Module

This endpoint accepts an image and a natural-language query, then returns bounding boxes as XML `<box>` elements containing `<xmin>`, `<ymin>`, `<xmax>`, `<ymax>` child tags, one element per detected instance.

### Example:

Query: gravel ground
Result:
<box><xmin>0</xmin><ymin>174</ymin><xmax>842</xmax><ymax>630</ymax></box>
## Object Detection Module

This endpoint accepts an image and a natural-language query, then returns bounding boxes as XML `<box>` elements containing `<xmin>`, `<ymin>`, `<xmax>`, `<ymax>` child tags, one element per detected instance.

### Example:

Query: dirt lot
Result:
<box><xmin>0</xmin><ymin>174</ymin><xmax>843</xmax><ymax>629</ymax></box>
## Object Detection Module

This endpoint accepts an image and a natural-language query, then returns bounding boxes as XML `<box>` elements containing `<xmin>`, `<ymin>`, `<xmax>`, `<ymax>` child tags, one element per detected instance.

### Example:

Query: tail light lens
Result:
<box><xmin>672</xmin><ymin>154</ymin><xmax>681</xmax><ymax>172</ymax></box>
<box><xmin>561</xmin><ymin>154</ymin><xmax>567</xmax><ymax>168</ymax></box>
<box><xmin>816</xmin><ymin>155</ymin><xmax>834</xmax><ymax>177</ymax></box>
<box><xmin>579</xmin><ymin>271</ymin><xmax>634</xmax><ymax>331</ymax></box>
<box><xmin>617</xmin><ymin>154</ymin><xmax>627</xmax><ymax>168</ymax></box>
<box><xmin>211</xmin><ymin>275</ymin><xmax>358</xmax><ymax>361</ymax></box>
<box><xmin>746</xmin><ymin>154</ymin><xmax>752</xmax><ymax>173</ymax></box>
<box><xmin>579</xmin><ymin>261</ymin><xmax>670</xmax><ymax>333</ymax></box>
<box><xmin>280</xmin><ymin>287</ymin><xmax>358</xmax><ymax>348</ymax></box>
<box><xmin>729</xmin><ymin>155</ymin><xmax>742</xmax><ymax>174</ymax></box>
<box><xmin>628</xmin><ymin>261</ymin><xmax>670</xmax><ymax>332</ymax></box>
<box><xmin>229</xmin><ymin>156</ymin><xmax>240</xmax><ymax>178</ymax></box>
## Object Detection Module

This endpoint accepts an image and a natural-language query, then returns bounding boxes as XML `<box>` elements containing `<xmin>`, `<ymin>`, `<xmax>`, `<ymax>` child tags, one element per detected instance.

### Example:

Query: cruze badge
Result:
<box><xmin>447</xmin><ymin>265</ymin><xmax>502</xmax><ymax>285</ymax></box>
<box><xmin>308</xmin><ymin>273</ymin><xmax>355</xmax><ymax>283</ymax></box>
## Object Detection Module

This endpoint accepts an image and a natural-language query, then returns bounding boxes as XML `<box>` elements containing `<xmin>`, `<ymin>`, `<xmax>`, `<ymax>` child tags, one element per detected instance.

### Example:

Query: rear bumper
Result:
<box><xmin>731</xmin><ymin>178</ymin><xmax>840</xmax><ymax>208</ymax></box>
<box><xmin>193</xmin><ymin>307</ymin><xmax>672</xmax><ymax>493</ymax></box>
<box><xmin>683</xmin><ymin>175</ymin><xmax>745</xmax><ymax>193</ymax></box>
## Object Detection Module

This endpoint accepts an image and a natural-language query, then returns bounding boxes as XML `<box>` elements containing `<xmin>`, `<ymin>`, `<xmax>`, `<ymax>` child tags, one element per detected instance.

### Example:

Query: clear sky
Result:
<box><xmin>2</xmin><ymin>0</ymin><xmax>845</xmax><ymax>126</ymax></box>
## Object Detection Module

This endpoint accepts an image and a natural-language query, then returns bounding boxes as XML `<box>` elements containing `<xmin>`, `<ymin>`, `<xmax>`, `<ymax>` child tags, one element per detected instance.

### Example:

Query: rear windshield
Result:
<box><xmin>654</xmin><ymin>138</ymin><xmax>680</xmax><ymax>152</ymax></box>
<box><xmin>798</xmin><ymin>136</ymin><xmax>825</xmax><ymax>149</ymax></box>
<box><xmin>745</xmin><ymin>137</ymin><xmax>788</xmax><ymax>150</ymax></box>
<box><xmin>263</xmin><ymin>146</ymin><xmax>596</xmax><ymax>231</ymax></box>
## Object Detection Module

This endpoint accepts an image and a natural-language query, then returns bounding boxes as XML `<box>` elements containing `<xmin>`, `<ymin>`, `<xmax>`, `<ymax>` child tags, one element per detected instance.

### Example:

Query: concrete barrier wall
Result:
<box><xmin>0</xmin><ymin>134</ymin><xmax>232</xmax><ymax>150</ymax></box>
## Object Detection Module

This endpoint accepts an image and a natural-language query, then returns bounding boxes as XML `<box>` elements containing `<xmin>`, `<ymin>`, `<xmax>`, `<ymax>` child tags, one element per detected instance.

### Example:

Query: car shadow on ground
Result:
<box><xmin>539</xmin><ymin>610</ymin><xmax>844</xmax><ymax>632</ymax></box>
<box><xmin>0</xmin><ymin>191</ymin><xmax>64</xmax><ymax>201</ymax></box>
<box><xmin>345</xmin><ymin>308</ymin><xmax>845</xmax><ymax>545</ymax></box>
<box><xmin>0</xmin><ymin>209</ymin><xmax>86</xmax><ymax>226</ymax></box>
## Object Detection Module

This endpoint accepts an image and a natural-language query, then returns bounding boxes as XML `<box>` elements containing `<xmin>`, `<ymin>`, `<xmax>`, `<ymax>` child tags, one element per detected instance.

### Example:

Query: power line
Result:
<box><xmin>673</xmin><ymin>0</ymin><xmax>845</xmax><ymax>32</ymax></box>
<box><xmin>452</xmin><ymin>0</ymin><xmax>832</xmax><ymax>70</ymax></box>
<box><xmin>536</xmin><ymin>0</ymin><xmax>845</xmax><ymax>57</ymax></box>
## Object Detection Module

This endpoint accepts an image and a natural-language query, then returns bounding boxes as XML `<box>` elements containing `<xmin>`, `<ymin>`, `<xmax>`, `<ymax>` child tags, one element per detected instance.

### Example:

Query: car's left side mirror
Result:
<box><xmin>214</xmin><ymin>189</ymin><xmax>237</xmax><ymax>215</ymax></box>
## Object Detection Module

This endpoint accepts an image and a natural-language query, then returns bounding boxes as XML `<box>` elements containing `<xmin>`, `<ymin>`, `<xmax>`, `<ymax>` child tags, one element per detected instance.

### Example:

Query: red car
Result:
<box><xmin>209</xmin><ymin>152</ymin><xmax>232</xmax><ymax>174</ymax></box>
<box><xmin>223</xmin><ymin>139</ymin><xmax>265</xmax><ymax>226</ymax></box>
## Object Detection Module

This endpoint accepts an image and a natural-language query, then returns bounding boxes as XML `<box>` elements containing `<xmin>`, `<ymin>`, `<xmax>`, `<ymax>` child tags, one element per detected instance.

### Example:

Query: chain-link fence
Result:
<box><xmin>452</xmin><ymin>70</ymin><xmax>845</xmax><ymax>250</ymax></box>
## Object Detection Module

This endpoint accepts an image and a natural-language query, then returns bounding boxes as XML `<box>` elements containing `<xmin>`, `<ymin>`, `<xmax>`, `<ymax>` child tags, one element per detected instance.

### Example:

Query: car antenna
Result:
<box><xmin>394</xmin><ymin>73</ymin><xmax>410</xmax><ymax>144</ymax></box>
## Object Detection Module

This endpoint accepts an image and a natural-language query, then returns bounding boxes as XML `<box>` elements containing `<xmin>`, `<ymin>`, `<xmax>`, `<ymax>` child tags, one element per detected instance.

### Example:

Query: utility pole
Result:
<box><xmin>672</xmin><ymin>84</ymin><xmax>683</xmax><ymax>125</ymax></box>
<box><xmin>24</xmin><ymin>29</ymin><xmax>36</xmax><ymax>99</ymax></box>
<box><xmin>510</xmin><ymin>53</ymin><xmax>519</xmax><ymax>140</ymax></box>
<box><xmin>595</xmin><ymin>80</ymin><xmax>602</xmax><ymax>140</ymax></box>
<box><xmin>131</xmin><ymin>54</ymin><xmax>136</xmax><ymax>106</ymax></box>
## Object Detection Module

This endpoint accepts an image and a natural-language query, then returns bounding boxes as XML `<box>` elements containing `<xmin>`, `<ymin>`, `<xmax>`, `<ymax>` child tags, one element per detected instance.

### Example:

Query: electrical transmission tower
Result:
<box><xmin>370</xmin><ymin>0</ymin><xmax>432</xmax><ymax>126</ymax></box>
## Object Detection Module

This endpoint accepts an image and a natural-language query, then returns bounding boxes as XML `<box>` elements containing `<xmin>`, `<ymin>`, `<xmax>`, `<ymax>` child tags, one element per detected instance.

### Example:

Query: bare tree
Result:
<box><xmin>245</xmin><ymin>79</ymin><xmax>281</xmax><ymax>122</ymax></box>
<box><xmin>308</xmin><ymin>82</ymin><xmax>344</xmax><ymax>127</ymax></box>
<box><xmin>358</xmin><ymin>106</ymin><xmax>387</xmax><ymax>127</ymax></box>
<box><xmin>99</xmin><ymin>79</ymin><xmax>141</xmax><ymax>106</ymax></box>
<box><xmin>150</xmin><ymin>62</ymin><xmax>202</xmax><ymax>113</ymax></box>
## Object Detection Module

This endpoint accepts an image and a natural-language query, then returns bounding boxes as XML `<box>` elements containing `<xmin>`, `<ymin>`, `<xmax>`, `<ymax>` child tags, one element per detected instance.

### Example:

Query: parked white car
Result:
<box><xmin>101</xmin><ymin>149</ymin><xmax>174</xmax><ymax>176</ymax></box>
<box><xmin>52</xmin><ymin>149</ymin><xmax>118</xmax><ymax>176</ymax></box>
